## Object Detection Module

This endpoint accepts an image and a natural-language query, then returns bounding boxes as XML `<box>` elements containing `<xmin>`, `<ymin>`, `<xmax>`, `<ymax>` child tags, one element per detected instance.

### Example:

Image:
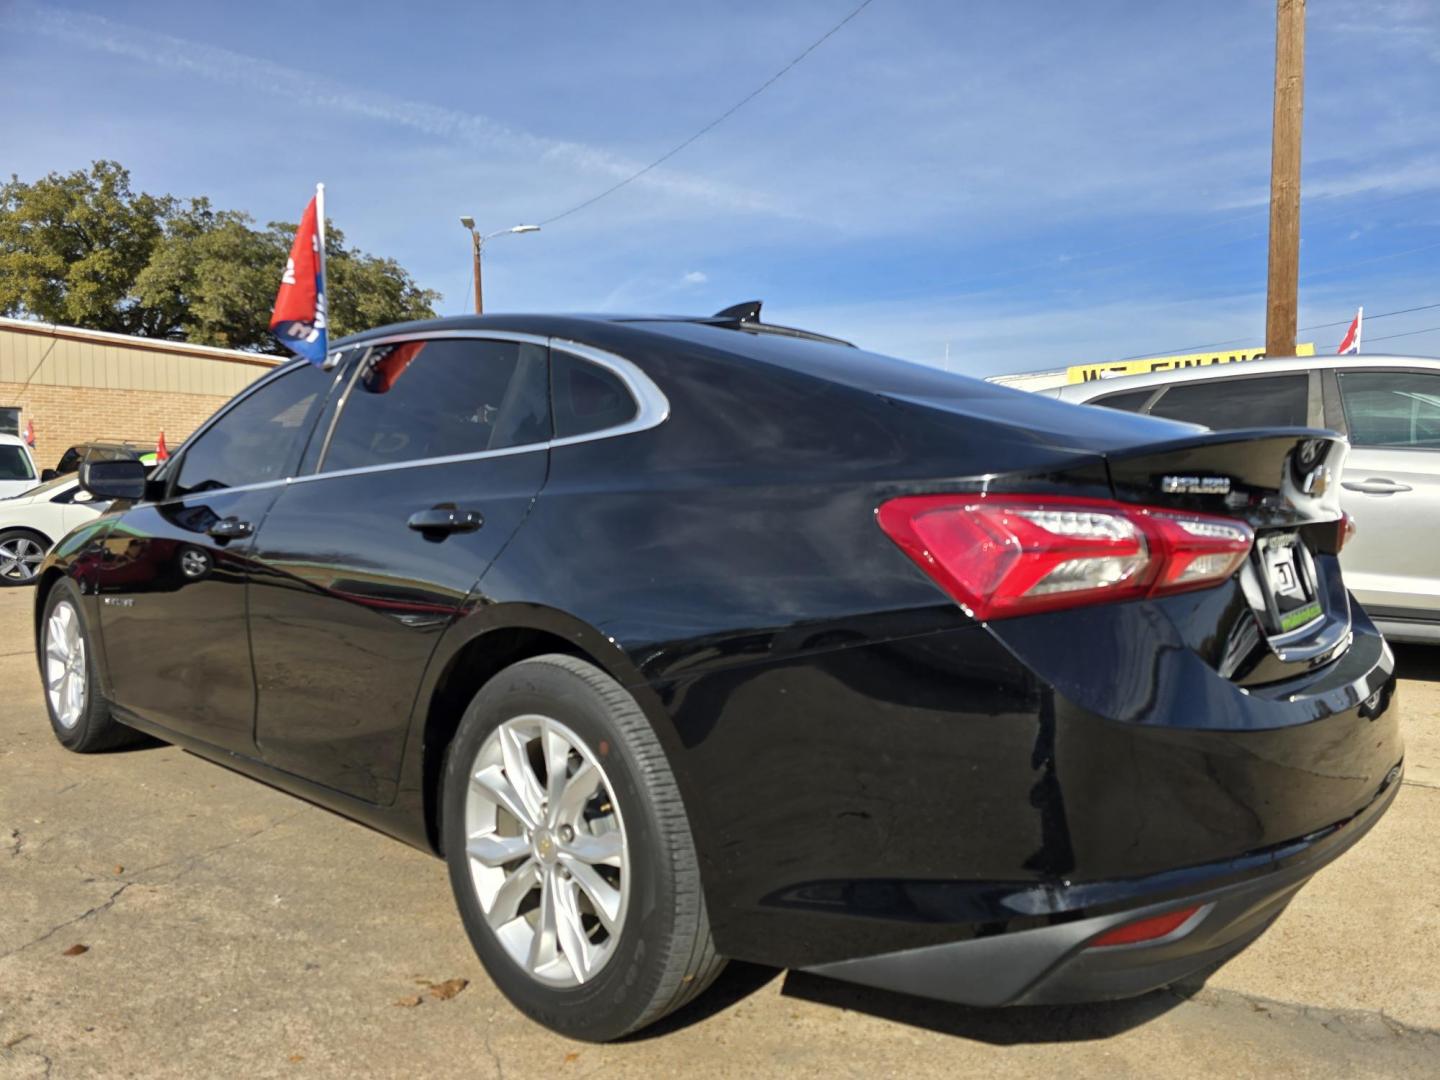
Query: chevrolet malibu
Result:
<box><xmin>35</xmin><ymin>307</ymin><xmax>1401</xmax><ymax>1041</ymax></box>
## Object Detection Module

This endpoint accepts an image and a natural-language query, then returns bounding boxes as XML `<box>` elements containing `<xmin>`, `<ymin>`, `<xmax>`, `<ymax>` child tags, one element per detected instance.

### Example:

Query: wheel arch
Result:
<box><xmin>413</xmin><ymin>605</ymin><xmax>676</xmax><ymax>855</ymax></box>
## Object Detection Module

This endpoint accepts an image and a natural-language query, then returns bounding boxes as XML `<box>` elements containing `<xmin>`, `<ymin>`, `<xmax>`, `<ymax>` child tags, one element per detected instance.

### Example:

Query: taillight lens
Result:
<box><xmin>876</xmin><ymin>494</ymin><xmax>1254</xmax><ymax>620</ymax></box>
<box><xmin>1336</xmin><ymin>511</ymin><xmax>1356</xmax><ymax>552</ymax></box>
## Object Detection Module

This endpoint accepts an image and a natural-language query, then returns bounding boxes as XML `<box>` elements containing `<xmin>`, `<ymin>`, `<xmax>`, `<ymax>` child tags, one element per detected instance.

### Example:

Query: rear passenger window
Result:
<box><xmin>320</xmin><ymin>339</ymin><xmax>550</xmax><ymax>473</ymax></box>
<box><xmin>1338</xmin><ymin>371</ymin><xmax>1440</xmax><ymax>448</ymax></box>
<box><xmin>1147</xmin><ymin>375</ymin><xmax>1308</xmax><ymax>429</ymax></box>
<box><xmin>552</xmin><ymin>351</ymin><xmax>637</xmax><ymax>438</ymax></box>
<box><xmin>1092</xmin><ymin>389</ymin><xmax>1153</xmax><ymax>413</ymax></box>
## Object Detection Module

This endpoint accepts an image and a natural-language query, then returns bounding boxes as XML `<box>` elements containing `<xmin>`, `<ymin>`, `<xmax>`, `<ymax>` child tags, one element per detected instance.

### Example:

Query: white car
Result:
<box><xmin>0</xmin><ymin>433</ymin><xmax>39</xmax><ymax>499</ymax></box>
<box><xmin>0</xmin><ymin>475</ymin><xmax>110</xmax><ymax>587</ymax></box>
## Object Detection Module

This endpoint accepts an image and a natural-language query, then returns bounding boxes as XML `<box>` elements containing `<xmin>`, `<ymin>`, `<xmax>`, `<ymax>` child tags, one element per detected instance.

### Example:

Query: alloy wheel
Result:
<box><xmin>45</xmin><ymin>600</ymin><xmax>88</xmax><ymax>729</ymax></box>
<box><xmin>0</xmin><ymin>536</ymin><xmax>44</xmax><ymax>583</ymax></box>
<box><xmin>464</xmin><ymin>714</ymin><xmax>629</xmax><ymax>987</ymax></box>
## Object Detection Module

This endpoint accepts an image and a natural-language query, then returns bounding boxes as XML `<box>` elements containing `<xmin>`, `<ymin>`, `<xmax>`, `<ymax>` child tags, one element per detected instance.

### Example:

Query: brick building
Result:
<box><xmin>0</xmin><ymin>316</ymin><xmax>278</xmax><ymax>470</ymax></box>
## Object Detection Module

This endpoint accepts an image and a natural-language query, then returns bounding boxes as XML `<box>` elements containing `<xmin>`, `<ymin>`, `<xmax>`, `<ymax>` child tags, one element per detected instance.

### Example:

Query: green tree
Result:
<box><xmin>1</xmin><ymin>160</ymin><xmax>440</xmax><ymax>352</ymax></box>
<box><xmin>0</xmin><ymin>161</ymin><xmax>174</xmax><ymax>334</ymax></box>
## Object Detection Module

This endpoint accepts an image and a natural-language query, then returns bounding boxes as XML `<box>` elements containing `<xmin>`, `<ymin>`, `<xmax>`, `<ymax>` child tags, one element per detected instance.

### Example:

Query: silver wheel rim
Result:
<box><xmin>464</xmin><ymin>715</ymin><xmax>629</xmax><ymax>987</ymax></box>
<box><xmin>45</xmin><ymin>600</ymin><xmax>87</xmax><ymax>729</ymax></box>
<box><xmin>0</xmin><ymin>536</ymin><xmax>44</xmax><ymax>582</ymax></box>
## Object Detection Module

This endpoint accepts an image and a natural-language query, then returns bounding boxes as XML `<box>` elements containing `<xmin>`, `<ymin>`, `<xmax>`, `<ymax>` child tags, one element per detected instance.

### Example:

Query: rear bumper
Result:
<box><xmin>802</xmin><ymin>763</ymin><xmax>1401</xmax><ymax>1006</ymax></box>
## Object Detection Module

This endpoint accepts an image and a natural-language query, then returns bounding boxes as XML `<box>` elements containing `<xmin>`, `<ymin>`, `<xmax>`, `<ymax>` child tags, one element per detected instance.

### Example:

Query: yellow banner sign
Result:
<box><xmin>1067</xmin><ymin>343</ymin><xmax>1316</xmax><ymax>384</ymax></box>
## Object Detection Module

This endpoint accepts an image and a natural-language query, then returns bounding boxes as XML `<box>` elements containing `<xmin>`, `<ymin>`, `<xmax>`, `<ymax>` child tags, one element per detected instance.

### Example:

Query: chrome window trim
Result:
<box><xmin>145</xmin><ymin>329</ymin><xmax>670</xmax><ymax>500</ymax></box>
<box><xmin>548</xmin><ymin>337</ymin><xmax>670</xmax><ymax>447</ymax></box>
<box><xmin>296</xmin><ymin>331</ymin><xmax>669</xmax><ymax>483</ymax></box>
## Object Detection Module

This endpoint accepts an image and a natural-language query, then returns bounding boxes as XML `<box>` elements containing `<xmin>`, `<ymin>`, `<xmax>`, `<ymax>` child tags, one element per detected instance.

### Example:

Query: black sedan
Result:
<box><xmin>35</xmin><ymin>306</ymin><xmax>1401</xmax><ymax>1040</ymax></box>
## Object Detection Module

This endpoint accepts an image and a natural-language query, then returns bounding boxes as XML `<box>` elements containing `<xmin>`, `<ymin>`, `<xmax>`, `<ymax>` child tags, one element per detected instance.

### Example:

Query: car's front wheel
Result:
<box><xmin>442</xmin><ymin>654</ymin><xmax>725</xmax><ymax>1041</ymax></box>
<box><xmin>0</xmin><ymin>528</ymin><xmax>49</xmax><ymax>586</ymax></box>
<box><xmin>41</xmin><ymin>579</ymin><xmax>141</xmax><ymax>752</ymax></box>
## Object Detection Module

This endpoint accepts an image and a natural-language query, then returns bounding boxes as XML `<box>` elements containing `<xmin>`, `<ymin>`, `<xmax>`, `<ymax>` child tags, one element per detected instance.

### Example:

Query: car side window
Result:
<box><xmin>172</xmin><ymin>365</ymin><xmax>332</xmax><ymax>496</ymax></box>
<box><xmin>1091</xmin><ymin>388</ymin><xmax>1153</xmax><ymax>413</ymax></box>
<box><xmin>1146</xmin><ymin>374</ymin><xmax>1308</xmax><ymax>428</ymax></box>
<box><xmin>551</xmin><ymin>351</ymin><xmax>638</xmax><ymax>438</ymax></box>
<box><xmin>1337</xmin><ymin>371</ymin><xmax>1440</xmax><ymax>449</ymax></box>
<box><xmin>319</xmin><ymin>339</ymin><xmax>550</xmax><ymax>473</ymax></box>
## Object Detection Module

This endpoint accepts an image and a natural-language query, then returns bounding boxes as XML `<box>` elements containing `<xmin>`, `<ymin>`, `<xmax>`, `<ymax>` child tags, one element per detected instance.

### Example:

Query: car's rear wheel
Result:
<box><xmin>42</xmin><ymin>579</ymin><xmax>141</xmax><ymax>752</ymax></box>
<box><xmin>0</xmin><ymin>528</ymin><xmax>49</xmax><ymax>586</ymax></box>
<box><xmin>442</xmin><ymin>654</ymin><xmax>725</xmax><ymax>1041</ymax></box>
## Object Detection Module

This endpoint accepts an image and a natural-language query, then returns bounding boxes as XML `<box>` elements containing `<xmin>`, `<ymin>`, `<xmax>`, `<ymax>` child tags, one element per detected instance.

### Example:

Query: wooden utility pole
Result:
<box><xmin>1265</xmin><ymin>0</ymin><xmax>1305</xmax><ymax>358</ymax></box>
<box><xmin>471</xmin><ymin>232</ymin><xmax>485</xmax><ymax>315</ymax></box>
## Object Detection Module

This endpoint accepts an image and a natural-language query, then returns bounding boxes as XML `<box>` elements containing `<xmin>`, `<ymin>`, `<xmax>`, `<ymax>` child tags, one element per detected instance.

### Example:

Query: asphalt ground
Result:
<box><xmin>2</xmin><ymin>585</ymin><xmax>1438</xmax><ymax>1078</ymax></box>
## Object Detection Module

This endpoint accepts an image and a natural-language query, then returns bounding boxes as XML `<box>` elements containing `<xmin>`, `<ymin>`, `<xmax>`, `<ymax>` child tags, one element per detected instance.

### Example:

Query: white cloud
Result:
<box><xmin>681</xmin><ymin>270</ymin><xmax>708</xmax><ymax>285</ymax></box>
<box><xmin>10</xmin><ymin>2</ymin><xmax>784</xmax><ymax>220</ymax></box>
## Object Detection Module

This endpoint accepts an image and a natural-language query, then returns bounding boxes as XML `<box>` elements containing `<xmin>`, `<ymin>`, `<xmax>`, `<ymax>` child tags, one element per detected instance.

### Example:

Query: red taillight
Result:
<box><xmin>1336</xmin><ymin>511</ymin><xmax>1356</xmax><ymax>553</ymax></box>
<box><xmin>1088</xmin><ymin>905</ymin><xmax>1202</xmax><ymax>948</ymax></box>
<box><xmin>876</xmin><ymin>494</ymin><xmax>1254</xmax><ymax>621</ymax></box>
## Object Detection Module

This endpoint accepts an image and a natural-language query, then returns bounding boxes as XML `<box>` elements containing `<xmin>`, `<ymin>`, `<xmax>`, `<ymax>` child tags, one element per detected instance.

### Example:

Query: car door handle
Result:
<box><xmin>206</xmin><ymin>517</ymin><xmax>254</xmax><ymax>539</ymax></box>
<box><xmin>1342</xmin><ymin>478</ymin><xmax>1413</xmax><ymax>495</ymax></box>
<box><xmin>407</xmin><ymin>508</ymin><xmax>484</xmax><ymax>534</ymax></box>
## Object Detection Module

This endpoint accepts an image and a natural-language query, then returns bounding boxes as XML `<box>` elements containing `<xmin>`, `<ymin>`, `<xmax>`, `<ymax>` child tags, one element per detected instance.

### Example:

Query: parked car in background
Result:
<box><xmin>1052</xmin><ymin>355</ymin><xmax>1440</xmax><ymax>643</ymax></box>
<box><xmin>42</xmin><ymin>440</ymin><xmax>145</xmax><ymax>482</ymax></box>
<box><xmin>0</xmin><ymin>433</ymin><xmax>39</xmax><ymax>499</ymax></box>
<box><xmin>37</xmin><ymin>310</ymin><xmax>1400</xmax><ymax>1040</ymax></box>
<box><xmin>0</xmin><ymin>474</ymin><xmax>110</xmax><ymax>586</ymax></box>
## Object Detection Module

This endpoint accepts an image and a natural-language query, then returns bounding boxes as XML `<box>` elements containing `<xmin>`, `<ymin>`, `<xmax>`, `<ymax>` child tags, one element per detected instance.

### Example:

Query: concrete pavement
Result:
<box><xmin>2</xmin><ymin>586</ymin><xmax>1438</xmax><ymax>1078</ymax></box>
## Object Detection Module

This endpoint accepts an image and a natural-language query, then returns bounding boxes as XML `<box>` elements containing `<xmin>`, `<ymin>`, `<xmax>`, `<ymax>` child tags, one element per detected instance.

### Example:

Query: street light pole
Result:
<box><xmin>459</xmin><ymin>218</ymin><xmax>540</xmax><ymax>315</ymax></box>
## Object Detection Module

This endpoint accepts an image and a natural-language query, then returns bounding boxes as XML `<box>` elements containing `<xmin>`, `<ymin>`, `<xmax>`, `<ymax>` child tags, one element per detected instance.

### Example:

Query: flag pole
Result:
<box><xmin>316</xmin><ymin>182</ymin><xmax>331</xmax><ymax>366</ymax></box>
<box><xmin>1355</xmin><ymin>305</ymin><xmax>1363</xmax><ymax>354</ymax></box>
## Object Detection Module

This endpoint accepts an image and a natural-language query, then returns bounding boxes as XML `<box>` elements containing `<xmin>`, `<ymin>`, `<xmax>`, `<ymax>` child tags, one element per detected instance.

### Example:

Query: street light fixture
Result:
<box><xmin>459</xmin><ymin>218</ymin><xmax>541</xmax><ymax>314</ymax></box>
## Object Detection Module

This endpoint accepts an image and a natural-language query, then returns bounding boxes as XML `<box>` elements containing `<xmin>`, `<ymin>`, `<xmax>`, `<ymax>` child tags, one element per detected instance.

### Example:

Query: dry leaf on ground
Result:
<box><xmin>393</xmin><ymin>994</ymin><xmax>424</xmax><ymax>1008</ymax></box>
<box><xmin>62</xmin><ymin>944</ymin><xmax>89</xmax><ymax>956</ymax></box>
<box><xmin>426</xmin><ymin>978</ymin><xmax>470</xmax><ymax>1001</ymax></box>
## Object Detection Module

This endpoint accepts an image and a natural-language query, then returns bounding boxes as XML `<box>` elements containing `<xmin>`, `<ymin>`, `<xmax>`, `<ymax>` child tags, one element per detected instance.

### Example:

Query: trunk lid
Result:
<box><xmin>1103</xmin><ymin>428</ymin><xmax>1352</xmax><ymax>680</ymax></box>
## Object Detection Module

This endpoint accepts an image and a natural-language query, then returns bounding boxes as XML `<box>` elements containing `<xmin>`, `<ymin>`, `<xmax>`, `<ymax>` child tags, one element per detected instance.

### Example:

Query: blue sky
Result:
<box><xmin>2</xmin><ymin>0</ymin><xmax>1438</xmax><ymax>375</ymax></box>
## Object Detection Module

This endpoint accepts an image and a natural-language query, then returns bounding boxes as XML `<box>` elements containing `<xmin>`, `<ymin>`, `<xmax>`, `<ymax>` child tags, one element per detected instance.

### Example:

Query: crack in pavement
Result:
<box><xmin>0</xmin><ymin>1039</ymin><xmax>55</xmax><ymax>1080</ymax></box>
<box><xmin>1401</xmin><ymin>777</ymin><xmax>1439</xmax><ymax>791</ymax></box>
<box><xmin>0</xmin><ymin>883</ymin><xmax>130</xmax><ymax>962</ymax></box>
<box><xmin>1186</xmin><ymin>984</ymin><xmax>1440</xmax><ymax>1043</ymax></box>
<box><xmin>0</xmin><ymin>808</ymin><xmax>308</xmax><ymax>964</ymax></box>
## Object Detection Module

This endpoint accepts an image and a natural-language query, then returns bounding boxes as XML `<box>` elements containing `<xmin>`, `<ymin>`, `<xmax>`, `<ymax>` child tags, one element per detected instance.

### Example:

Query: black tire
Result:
<box><xmin>40</xmin><ymin>579</ymin><xmax>141</xmax><ymax>752</ymax></box>
<box><xmin>442</xmin><ymin>654</ymin><xmax>725</xmax><ymax>1041</ymax></box>
<box><xmin>0</xmin><ymin>527</ymin><xmax>50</xmax><ymax>587</ymax></box>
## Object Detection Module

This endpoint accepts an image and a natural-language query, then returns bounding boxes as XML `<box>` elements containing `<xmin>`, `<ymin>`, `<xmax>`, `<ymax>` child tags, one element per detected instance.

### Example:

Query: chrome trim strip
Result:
<box><xmin>290</xmin><ymin>441</ymin><xmax>548</xmax><ymax>485</ymax></box>
<box><xmin>548</xmin><ymin>338</ymin><xmax>670</xmax><ymax>447</ymax></box>
<box><xmin>146</xmin><ymin>329</ymin><xmax>672</xmax><ymax>499</ymax></box>
<box><xmin>341</xmin><ymin>329</ymin><xmax>552</xmax><ymax>350</ymax></box>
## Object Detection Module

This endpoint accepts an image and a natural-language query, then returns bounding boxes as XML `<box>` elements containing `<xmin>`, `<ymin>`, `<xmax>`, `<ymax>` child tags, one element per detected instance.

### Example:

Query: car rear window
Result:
<box><xmin>1338</xmin><ymin>370</ymin><xmax>1440</xmax><ymax>448</ymax></box>
<box><xmin>1147</xmin><ymin>374</ymin><xmax>1308</xmax><ymax>429</ymax></box>
<box><xmin>1091</xmin><ymin>388</ymin><xmax>1153</xmax><ymax>413</ymax></box>
<box><xmin>0</xmin><ymin>445</ymin><xmax>35</xmax><ymax>481</ymax></box>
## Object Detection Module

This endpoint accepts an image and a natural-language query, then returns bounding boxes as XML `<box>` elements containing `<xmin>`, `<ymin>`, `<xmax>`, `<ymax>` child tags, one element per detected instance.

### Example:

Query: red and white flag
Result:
<box><xmin>269</xmin><ymin>184</ymin><xmax>329</xmax><ymax>365</ymax></box>
<box><xmin>22</xmin><ymin>420</ymin><xmax>34</xmax><ymax>448</ymax></box>
<box><xmin>156</xmin><ymin>431</ymin><xmax>169</xmax><ymax>462</ymax></box>
<box><xmin>1337</xmin><ymin>307</ymin><xmax>1363</xmax><ymax>355</ymax></box>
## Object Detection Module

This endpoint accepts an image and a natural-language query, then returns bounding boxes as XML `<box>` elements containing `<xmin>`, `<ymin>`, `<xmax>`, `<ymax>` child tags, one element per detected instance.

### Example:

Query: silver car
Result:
<box><xmin>1050</xmin><ymin>355</ymin><xmax>1440</xmax><ymax>643</ymax></box>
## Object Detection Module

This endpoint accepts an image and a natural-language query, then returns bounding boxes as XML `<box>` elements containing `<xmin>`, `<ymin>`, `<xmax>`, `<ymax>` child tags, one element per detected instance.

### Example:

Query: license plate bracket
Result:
<box><xmin>1255</xmin><ymin>531</ymin><xmax>1322</xmax><ymax>635</ymax></box>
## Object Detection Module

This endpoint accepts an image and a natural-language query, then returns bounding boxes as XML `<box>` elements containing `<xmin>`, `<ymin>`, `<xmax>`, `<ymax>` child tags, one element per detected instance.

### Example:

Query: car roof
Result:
<box><xmin>0</xmin><ymin>434</ymin><xmax>29</xmax><ymax>448</ymax></box>
<box><xmin>1054</xmin><ymin>354</ymin><xmax>1440</xmax><ymax>400</ymax></box>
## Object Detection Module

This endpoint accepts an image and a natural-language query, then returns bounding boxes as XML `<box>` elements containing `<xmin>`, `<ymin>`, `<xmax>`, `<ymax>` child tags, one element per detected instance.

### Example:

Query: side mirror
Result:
<box><xmin>80</xmin><ymin>459</ymin><xmax>148</xmax><ymax>502</ymax></box>
<box><xmin>40</xmin><ymin>468</ymin><xmax>57</xmax><ymax>482</ymax></box>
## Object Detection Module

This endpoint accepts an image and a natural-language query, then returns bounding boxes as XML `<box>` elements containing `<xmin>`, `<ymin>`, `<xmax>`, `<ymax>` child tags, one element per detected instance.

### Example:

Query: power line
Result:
<box><xmin>1110</xmin><ymin>300</ymin><xmax>1440</xmax><ymax>362</ymax></box>
<box><xmin>1364</xmin><ymin>324</ymin><xmax>1440</xmax><ymax>345</ymax></box>
<box><xmin>536</xmin><ymin>0</ymin><xmax>877</xmax><ymax>227</ymax></box>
